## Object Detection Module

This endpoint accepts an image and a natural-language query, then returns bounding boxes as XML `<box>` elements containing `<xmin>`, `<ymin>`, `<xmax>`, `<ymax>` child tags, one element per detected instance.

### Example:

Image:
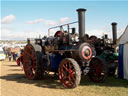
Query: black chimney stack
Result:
<box><xmin>111</xmin><ymin>22</ymin><xmax>117</xmax><ymax>45</ymax></box>
<box><xmin>27</xmin><ymin>38</ymin><xmax>30</xmax><ymax>44</ymax></box>
<box><xmin>77</xmin><ymin>8</ymin><xmax>87</xmax><ymax>41</ymax></box>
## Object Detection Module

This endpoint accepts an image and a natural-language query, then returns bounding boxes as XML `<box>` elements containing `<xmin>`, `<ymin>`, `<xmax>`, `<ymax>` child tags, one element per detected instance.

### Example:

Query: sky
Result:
<box><xmin>0</xmin><ymin>0</ymin><xmax>128</xmax><ymax>40</ymax></box>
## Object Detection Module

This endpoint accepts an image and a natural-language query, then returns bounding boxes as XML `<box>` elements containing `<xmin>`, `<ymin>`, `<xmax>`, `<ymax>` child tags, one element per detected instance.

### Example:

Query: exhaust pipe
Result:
<box><xmin>77</xmin><ymin>8</ymin><xmax>87</xmax><ymax>41</ymax></box>
<box><xmin>111</xmin><ymin>22</ymin><xmax>117</xmax><ymax>45</ymax></box>
<box><xmin>27</xmin><ymin>38</ymin><xmax>30</xmax><ymax>44</ymax></box>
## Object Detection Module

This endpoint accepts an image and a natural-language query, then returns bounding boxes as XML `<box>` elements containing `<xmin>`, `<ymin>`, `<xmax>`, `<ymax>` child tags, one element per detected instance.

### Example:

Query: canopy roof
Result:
<box><xmin>119</xmin><ymin>25</ymin><xmax>128</xmax><ymax>44</ymax></box>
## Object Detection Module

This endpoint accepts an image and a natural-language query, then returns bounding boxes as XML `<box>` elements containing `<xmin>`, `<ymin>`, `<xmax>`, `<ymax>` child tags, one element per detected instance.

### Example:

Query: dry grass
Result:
<box><xmin>0</xmin><ymin>59</ymin><xmax>128</xmax><ymax>96</ymax></box>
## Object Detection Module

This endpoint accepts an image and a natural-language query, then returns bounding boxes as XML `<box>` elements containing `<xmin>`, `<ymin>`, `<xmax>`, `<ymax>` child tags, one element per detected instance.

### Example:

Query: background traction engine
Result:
<box><xmin>88</xmin><ymin>23</ymin><xmax>119</xmax><ymax>82</ymax></box>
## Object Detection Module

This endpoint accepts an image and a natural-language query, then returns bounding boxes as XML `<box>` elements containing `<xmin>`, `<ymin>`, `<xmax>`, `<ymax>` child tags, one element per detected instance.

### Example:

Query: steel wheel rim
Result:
<box><xmin>89</xmin><ymin>58</ymin><xmax>105</xmax><ymax>82</ymax></box>
<box><xmin>23</xmin><ymin>45</ymin><xmax>37</xmax><ymax>79</ymax></box>
<box><xmin>59</xmin><ymin>60</ymin><xmax>76</xmax><ymax>88</ymax></box>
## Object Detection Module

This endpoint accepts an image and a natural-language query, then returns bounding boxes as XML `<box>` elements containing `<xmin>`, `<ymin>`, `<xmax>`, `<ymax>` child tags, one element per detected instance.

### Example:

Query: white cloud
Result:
<box><xmin>59</xmin><ymin>17</ymin><xmax>69</xmax><ymax>24</ymax></box>
<box><xmin>45</xmin><ymin>20</ymin><xmax>57</xmax><ymax>26</ymax></box>
<box><xmin>86</xmin><ymin>29</ymin><xmax>104</xmax><ymax>38</ymax></box>
<box><xmin>1</xmin><ymin>28</ymin><xmax>25</xmax><ymax>40</ymax></box>
<box><xmin>1</xmin><ymin>14</ymin><xmax>16</xmax><ymax>24</ymax></box>
<box><xmin>1</xmin><ymin>25</ymin><xmax>125</xmax><ymax>40</ymax></box>
<box><xmin>25</xmin><ymin>18</ymin><xmax>44</xmax><ymax>24</ymax></box>
<box><xmin>25</xmin><ymin>17</ymin><xmax>70</xmax><ymax>26</ymax></box>
<box><xmin>25</xmin><ymin>18</ymin><xmax>57</xmax><ymax>26</ymax></box>
<box><xmin>118</xmin><ymin>28</ymin><xmax>124</xmax><ymax>38</ymax></box>
<box><xmin>1</xmin><ymin>27</ymin><xmax>46</xmax><ymax>40</ymax></box>
<box><xmin>48</xmin><ymin>29</ymin><xmax>57</xmax><ymax>36</ymax></box>
<box><xmin>86</xmin><ymin>27</ymin><xmax>125</xmax><ymax>39</ymax></box>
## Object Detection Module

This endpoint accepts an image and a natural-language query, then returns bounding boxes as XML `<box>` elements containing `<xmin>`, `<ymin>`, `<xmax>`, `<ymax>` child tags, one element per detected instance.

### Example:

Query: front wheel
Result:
<box><xmin>58</xmin><ymin>58</ymin><xmax>81</xmax><ymax>88</ymax></box>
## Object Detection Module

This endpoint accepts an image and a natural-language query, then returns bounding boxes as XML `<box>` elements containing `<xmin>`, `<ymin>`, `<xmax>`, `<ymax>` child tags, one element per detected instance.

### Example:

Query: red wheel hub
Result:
<box><xmin>81</xmin><ymin>46</ymin><xmax>92</xmax><ymax>60</ymax></box>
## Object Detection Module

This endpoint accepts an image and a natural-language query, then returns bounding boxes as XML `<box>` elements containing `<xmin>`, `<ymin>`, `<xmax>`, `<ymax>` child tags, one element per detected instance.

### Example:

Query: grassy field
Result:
<box><xmin>79</xmin><ymin>75</ymin><xmax>128</xmax><ymax>96</ymax></box>
<box><xmin>41</xmin><ymin>75</ymin><xmax>128</xmax><ymax>96</ymax></box>
<box><xmin>0</xmin><ymin>59</ymin><xmax>128</xmax><ymax>96</ymax></box>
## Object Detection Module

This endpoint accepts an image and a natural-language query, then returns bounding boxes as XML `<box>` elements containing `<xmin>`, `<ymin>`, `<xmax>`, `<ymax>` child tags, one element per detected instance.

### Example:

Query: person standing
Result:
<box><xmin>8</xmin><ymin>51</ymin><xmax>12</xmax><ymax>61</ymax></box>
<box><xmin>13</xmin><ymin>52</ymin><xmax>17</xmax><ymax>61</ymax></box>
<box><xmin>12</xmin><ymin>52</ymin><xmax>16</xmax><ymax>61</ymax></box>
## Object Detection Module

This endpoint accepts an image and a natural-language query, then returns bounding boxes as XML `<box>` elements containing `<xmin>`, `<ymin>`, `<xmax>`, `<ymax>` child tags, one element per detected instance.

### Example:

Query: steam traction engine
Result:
<box><xmin>88</xmin><ymin>22</ymin><xmax>118</xmax><ymax>82</ymax></box>
<box><xmin>18</xmin><ymin>8</ymin><xmax>118</xmax><ymax>88</ymax></box>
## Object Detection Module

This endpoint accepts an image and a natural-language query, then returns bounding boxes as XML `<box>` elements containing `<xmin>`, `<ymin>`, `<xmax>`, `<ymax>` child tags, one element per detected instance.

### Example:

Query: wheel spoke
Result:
<box><xmin>25</xmin><ymin>60</ymin><xmax>31</xmax><ymax>63</ymax></box>
<box><xmin>28</xmin><ymin>46</ymin><xmax>33</xmax><ymax>53</ymax></box>
<box><xmin>29</xmin><ymin>71</ymin><xmax>34</xmax><ymax>77</ymax></box>
<box><xmin>71</xmin><ymin>72</ymin><xmax>76</xmax><ymax>80</ymax></box>
<box><xmin>60</xmin><ymin>69</ymin><xmax>67</xmax><ymax>80</ymax></box>
<box><xmin>25</xmin><ymin>50</ymin><xmax>32</xmax><ymax>58</ymax></box>
<box><xmin>68</xmin><ymin>76</ymin><xmax>73</xmax><ymax>85</ymax></box>
<box><xmin>69</xmin><ymin>63</ymin><xmax>72</xmax><ymax>70</ymax></box>
<box><xmin>63</xmin><ymin>64</ymin><xmax>69</xmax><ymax>71</ymax></box>
<box><xmin>26</xmin><ymin>65</ymin><xmax>32</xmax><ymax>71</ymax></box>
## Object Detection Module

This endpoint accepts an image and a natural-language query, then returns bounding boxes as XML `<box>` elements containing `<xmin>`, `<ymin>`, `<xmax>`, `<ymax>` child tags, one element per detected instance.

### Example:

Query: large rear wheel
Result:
<box><xmin>88</xmin><ymin>57</ymin><xmax>108</xmax><ymax>82</ymax></box>
<box><xmin>59</xmin><ymin>58</ymin><xmax>81</xmax><ymax>88</ymax></box>
<box><xmin>23</xmin><ymin>44</ymin><xmax>43</xmax><ymax>80</ymax></box>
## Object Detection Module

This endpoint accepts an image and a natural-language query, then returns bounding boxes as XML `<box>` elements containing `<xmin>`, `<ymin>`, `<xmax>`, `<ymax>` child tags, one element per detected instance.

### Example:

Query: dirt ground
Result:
<box><xmin>0</xmin><ymin>59</ymin><xmax>128</xmax><ymax>96</ymax></box>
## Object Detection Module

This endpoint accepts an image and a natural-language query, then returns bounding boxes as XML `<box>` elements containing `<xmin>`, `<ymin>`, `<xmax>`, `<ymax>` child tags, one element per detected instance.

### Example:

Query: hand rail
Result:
<box><xmin>48</xmin><ymin>21</ymin><xmax>78</xmax><ymax>36</ymax></box>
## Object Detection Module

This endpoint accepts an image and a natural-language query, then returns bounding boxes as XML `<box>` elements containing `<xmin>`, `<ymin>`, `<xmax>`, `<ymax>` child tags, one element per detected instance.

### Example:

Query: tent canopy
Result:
<box><xmin>119</xmin><ymin>25</ymin><xmax>128</xmax><ymax>44</ymax></box>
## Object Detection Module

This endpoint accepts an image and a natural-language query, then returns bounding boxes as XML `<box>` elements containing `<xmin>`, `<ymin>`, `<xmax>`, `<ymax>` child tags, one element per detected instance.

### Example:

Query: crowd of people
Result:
<box><xmin>8</xmin><ymin>51</ymin><xmax>19</xmax><ymax>61</ymax></box>
<box><xmin>3</xmin><ymin>47</ymin><xmax>21</xmax><ymax>62</ymax></box>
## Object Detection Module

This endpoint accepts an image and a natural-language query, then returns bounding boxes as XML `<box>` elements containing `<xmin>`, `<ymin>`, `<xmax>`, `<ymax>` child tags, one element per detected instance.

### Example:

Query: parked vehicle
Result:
<box><xmin>17</xmin><ymin>8</ymin><xmax>118</xmax><ymax>88</ymax></box>
<box><xmin>0</xmin><ymin>47</ymin><xmax>6</xmax><ymax>60</ymax></box>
